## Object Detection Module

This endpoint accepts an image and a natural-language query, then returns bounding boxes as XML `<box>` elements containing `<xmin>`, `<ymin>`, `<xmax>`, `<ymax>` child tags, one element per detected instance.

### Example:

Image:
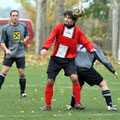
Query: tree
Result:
<box><xmin>111</xmin><ymin>0</ymin><xmax>120</xmax><ymax>59</ymax></box>
<box><xmin>84</xmin><ymin>0</ymin><xmax>110</xmax><ymax>22</ymax></box>
<box><xmin>107</xmin><ymin>0</ymin><xmax>114</xmax><ymax>51</ymax></box>
<box><xmin>19</xmin><ymin>0</ymin><xmax>36</xmax><ymax>27</ymax></box>
<box><xmin>55</xmin><ymin>0</ymin><xmax>64</xmax><ymax>24</ymax></box>
<box><xmin>35</xmin><ymin>0</ymin><xmax>46</xmax><ymax>55</ymax></box>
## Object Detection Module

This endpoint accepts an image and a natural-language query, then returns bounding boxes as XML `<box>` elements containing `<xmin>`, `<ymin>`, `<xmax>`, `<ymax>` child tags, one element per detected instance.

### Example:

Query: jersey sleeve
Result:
<box><xmin>24</xmin><ymin>24</ymin><xmax>29</xmax><ymax>37</ymax></box>
<box><xmin>0</xmin><ymin>27</ymin><xmax>7</xmax><ymax>43</ymax></box>
<box><xmin>78</xmin><ymin>30</ymin><xmax>94</xmax><ymax>52</ymax></box>
<box><xmin>94</xmin><ymin>45</ymin><xmax>115</xmax><ymax>73</ymax></box>
<box><xmin>42</xmin><ymin>24</ymin><xmax>59</xmax><ymax>50</ymax></box>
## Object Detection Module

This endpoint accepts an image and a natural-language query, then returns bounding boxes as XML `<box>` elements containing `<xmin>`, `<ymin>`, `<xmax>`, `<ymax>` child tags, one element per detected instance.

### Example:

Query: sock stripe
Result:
<box><xmin>103</xmin><ymin>93</ymin><xmax>111</xmax><ymax>97</ymax></box>
<box><xmin>102</xmin><ymin>90</ymin><xmax>111</xmax><ymax>96</ymax></box>
<box><xmin>20</xmin><ymin>75</ymin><xmax>26</xmax><ymax>79</ymax></box>
<box><xmin>102</xmin><ymin>90</ymin><xmax>110</xmax><ymax>94</ymax></box>
<box><xmin>72</xmin><ymin>93</ymin><xmax>75</xmax><ymax>97</ymax></box>
<box><xmin>0</xmin><ymin>73</ymin><xmax>5</xmax><ymax>77</ymax></box>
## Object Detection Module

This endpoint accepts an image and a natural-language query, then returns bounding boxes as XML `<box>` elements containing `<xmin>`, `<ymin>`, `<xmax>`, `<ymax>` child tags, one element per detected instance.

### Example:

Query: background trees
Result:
<box><xmin>111</xmin><ymin>0</ymin><xmax>120</xmax><ymax>59</ymax></box>
<box><xmin>19</xmin><ymin>0</ymin><xmax>120</xmax><ymax>60</ymax></box>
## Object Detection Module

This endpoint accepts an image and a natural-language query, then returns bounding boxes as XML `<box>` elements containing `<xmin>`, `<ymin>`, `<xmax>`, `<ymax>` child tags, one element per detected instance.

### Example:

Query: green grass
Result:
<box><xmin>0</xmin><ymin>64</ymin><xmax>120</xmax><ymax>120</ymax></box>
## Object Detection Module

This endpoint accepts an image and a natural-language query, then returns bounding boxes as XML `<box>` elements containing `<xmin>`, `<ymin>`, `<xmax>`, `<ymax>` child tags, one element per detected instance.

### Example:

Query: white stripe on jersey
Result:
<box><xmin>56</xmin><ymin>44</ymin><xmax>68</xmax><ymax>58</ymax></box>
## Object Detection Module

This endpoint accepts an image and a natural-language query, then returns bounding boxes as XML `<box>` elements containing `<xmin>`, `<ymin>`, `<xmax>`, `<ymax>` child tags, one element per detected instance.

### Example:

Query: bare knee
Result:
<box><xmin>18</xmin><ymin>68</ymin><xmax>25</xmax><ymax>77</ymax></box>
<box><xmin>1</xmin><ymin>66</ymin><xmax>10</xmax><ymax>74</ymax></box>
<box><xmin>70</xmin><ymin>74</ymin><xmax>79</xmax><ymax>84</ymax></box>
<box><xmin>99</xmin><ymin>80</ymin><xmax>109</xmax><ymax>91</ymax></box>
<box><xmin>47</xmin><ymin>79</ymin><xmax>55</xmax><ymax>86</ymax></box>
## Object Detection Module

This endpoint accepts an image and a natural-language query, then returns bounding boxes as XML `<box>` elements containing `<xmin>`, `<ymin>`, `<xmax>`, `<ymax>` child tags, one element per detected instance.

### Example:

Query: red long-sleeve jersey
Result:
<box><xmin>42</xmin><ymin>23</ymin><xmax>94</xmax><ymax>58</ymax></box>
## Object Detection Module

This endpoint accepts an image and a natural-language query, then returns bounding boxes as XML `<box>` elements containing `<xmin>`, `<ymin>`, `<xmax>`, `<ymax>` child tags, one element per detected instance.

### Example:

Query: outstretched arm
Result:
<box><xmin>95</xmin><ymin>45</ymin><xmax>116</xmax><ymax>74</ymax></box>
<box><xmin>114</xmin><ymin>72</ymin><xmax>119</xmax><ymax>79</ymax></box>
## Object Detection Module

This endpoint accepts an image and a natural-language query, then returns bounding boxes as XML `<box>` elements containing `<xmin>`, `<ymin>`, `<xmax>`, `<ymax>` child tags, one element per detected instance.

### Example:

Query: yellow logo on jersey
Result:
<box><xmin>13</xmin><ymin>32</ymin><xmax>20</xmax><ymax>39</ymax></box>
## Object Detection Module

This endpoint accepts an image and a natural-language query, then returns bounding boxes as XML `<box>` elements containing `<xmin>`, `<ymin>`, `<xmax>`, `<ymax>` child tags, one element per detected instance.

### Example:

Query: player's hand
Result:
<box><xmin>40</xmin><ymin>49</ymin><xmax>47</xmax><ymax>57</ymax></box>
<box><xmin>6</xmin><ymin>49</ymin><xmax>11</xmax><ymax>55</ymax></box>
<box><xmin>114</xmin><ymin>72</ymin><xmax>119</xmax><ymax>79</ymax></box>
<box><xmin>21</xmin><ymin>40</ymin><xmax>26</xmax><ymax>44</ymax></box>
<box><xmin>90</xmin><ymin>49</ymin><xmax>97</xmax><ymax>53</ymax></box>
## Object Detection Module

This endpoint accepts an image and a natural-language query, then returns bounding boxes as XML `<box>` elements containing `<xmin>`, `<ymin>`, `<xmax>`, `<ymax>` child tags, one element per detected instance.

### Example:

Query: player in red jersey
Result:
<box><xmin>41</xmin><ymin>6</ymin><xmax>96</xmax><ymax>111</ymax></box>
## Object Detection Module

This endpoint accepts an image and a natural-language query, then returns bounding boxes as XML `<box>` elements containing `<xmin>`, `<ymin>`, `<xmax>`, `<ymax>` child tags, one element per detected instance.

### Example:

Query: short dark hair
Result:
<box><xmin>64</xmin><ymin>11</ymin><xmax>78</xmax><ymax>21</ymax></box>
<box><xmin>10</xmin><ymin>10</ymin><xmax>19</xmax><ymax>16</ymax></box>
<box><xmin>93</xmin><ymin>38</ymin><xmax>103</xmax><ymax>47</ymax></box>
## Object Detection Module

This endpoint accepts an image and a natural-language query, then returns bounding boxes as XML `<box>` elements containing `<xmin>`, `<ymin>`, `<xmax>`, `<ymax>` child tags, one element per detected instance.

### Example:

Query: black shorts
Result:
<box><xmin>47</xmin><ymin>56</ymin><xmax>77</xmax><ymax>80</ymax></box>
<box><xmin>3</xmin><ymin>57</ymin><xmax>25</xmax><ymax>68</ymax></box>
<box><xmin>77</xmin><ymin>67</ymin><xmax>103</xmax><ymax>86</ymax></box>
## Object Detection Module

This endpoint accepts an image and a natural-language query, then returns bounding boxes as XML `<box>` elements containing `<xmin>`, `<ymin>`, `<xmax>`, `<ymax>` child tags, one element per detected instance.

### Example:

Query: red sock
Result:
<box><xmin>45</xmin><ymin>85</ymin><xmax>53</xmax><ymax>108</ymax></box>
<box><xmin>73</xmin><ymin>83</ymin><xmax>81</xmax><ymax>104</ymax></box>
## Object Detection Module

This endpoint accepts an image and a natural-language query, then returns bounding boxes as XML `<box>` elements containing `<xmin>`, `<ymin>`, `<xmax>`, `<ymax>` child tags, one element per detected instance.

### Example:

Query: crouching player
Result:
<box><xmin>68</xmin><ymin>38</ymin><xmax>119</xmax><ymax>111</ymax></box>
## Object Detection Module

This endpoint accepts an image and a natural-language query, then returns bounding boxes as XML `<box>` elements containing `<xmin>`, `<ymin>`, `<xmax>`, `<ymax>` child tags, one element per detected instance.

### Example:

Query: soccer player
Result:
<box><xmin>0</xmin><ymin>10</ymin><xmax>29</xmax><ymax>98</ymax></box>
<box><xmin>40</xmin><ymin>6</ymin><xmax>97</xmax><ymax>111</ymax></box>
<box><xmin>67</xmin><ymin>38</ymin><xmax>119</xmax><ymax>111</ymax></box>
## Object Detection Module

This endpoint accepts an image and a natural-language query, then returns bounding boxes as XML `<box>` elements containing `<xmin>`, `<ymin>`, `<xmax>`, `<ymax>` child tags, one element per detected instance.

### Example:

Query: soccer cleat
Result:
<box><xmin>41</xmin><ymin>105</ymin><xmax>51</xmax><ymax>111</ymax></box>
<box><xmin>20</xmin><ymin>93</ymin><xmax>27</xmax><ymax>98</ymax></box>
<box><xmin>67</xmin><ymin>105</ymin><xmax>75</xmax><ymax>110</ymax></box>
<box><xmin>75</xmin><ymin>103</ymin><xmax>85</xmax><ymax>110</ymax></box>
<box><xmin>108</xmin><ymin>105</ymin><xmax>118</xmax><ymax>111</ymax></box>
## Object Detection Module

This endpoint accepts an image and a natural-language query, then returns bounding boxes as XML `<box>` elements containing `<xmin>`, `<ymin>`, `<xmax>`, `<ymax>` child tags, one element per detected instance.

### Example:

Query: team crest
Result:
<box><xmin>13</xmin><ymin>32</ymin><xmax>20</xmax><ymax>39</ymax></box>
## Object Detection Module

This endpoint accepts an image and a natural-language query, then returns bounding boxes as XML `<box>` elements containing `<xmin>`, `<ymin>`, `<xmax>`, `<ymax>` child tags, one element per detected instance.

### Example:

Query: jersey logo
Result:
<box><xmin>13</xmin><ymin>32</ymin><xmax>20</xmax><ymax>39</ymax></box>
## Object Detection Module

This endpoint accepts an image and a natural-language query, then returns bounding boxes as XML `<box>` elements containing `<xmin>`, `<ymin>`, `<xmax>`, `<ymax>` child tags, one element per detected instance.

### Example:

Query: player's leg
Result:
<box><xmin>64</xmin><ymin>60</ymin><xmax>84</xmax><ymax>110</ymax></box>
<box><xmin>68</xmin><ymin>68</ymin><xmax>102</xmax><ymax>110</ymax></box>
<box><xmin>0</xmin><ymin>65</ymin><xmax>10</xmax><ymax>89</ymax></box>
<box><xmin>99</xmin><ymin>80</ymin><xmax>117</xmax><ymax>111</ymax></box>
<box><xmin>42</xmin><ymin>79</ymin><xmax>55</xmax><ymax>111</ymax></box>
<box><xmin>0</xmin><ymin>58</ymin><xmax>13</xmax><ymax>89</ymax></box>
<box><xmin>16</xmin><ymin>57</ymin><xmax>26</xmax><ymax>98</ymax></box>
<box><xmin>42</xmin><ymin>56</ymin><xmax>61</xmax><ymax>111</ymax></box>
<box><xmin>70</xmin><ymin>74</ymin><xmax>80</xmax><ymax>103</ymax></box>
<box><xmin>18</xmin><ymin>68</ymin><xmax>27</xmax><ymax>98</ymax></box>
<box><xmin>69</xmin><ymin>70</ymin><xmax>85</xmax><ymax>108</ymax></box>
<box><xmin>70</xmin><ymin>74</ymin><xmax>85</xmax><ymax>109</ymax></box>
<box><xmin>86</xmin><ymin>68</ymin><xmax>117</xmax><ymax>111</ymax></box>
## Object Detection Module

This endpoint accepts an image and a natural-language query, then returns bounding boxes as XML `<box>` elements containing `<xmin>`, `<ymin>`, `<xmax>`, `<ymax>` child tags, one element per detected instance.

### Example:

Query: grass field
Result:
<box><xmin>0</xmin><ymin>64</ymin><xmax>120</xmax><ymax>120</ymax></box>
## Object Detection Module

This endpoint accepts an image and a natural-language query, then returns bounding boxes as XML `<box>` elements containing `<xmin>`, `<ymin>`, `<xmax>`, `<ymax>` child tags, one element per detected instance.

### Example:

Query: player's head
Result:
<box><xmin>64</xmin><ymin>11</ymin><xmax>78</xmax><ymax>22</ymax></box>
<box><xmin>10</xmin><ymin>10</ymin><xmax>19</xmax><ymax>16</ymax></box>
<box><xmin>10</xmin><ymin>10</ymin><xmax>19</xmax><ymax>25</ymax></box>
<box><xmin>64</xmin><ymin>11</ymin><xmax>77</xmax><ymax>26</ymax></box>
<box><xmin>64</xmin><ymin>5</ymin><xmax>85</xmax><ymax>26</ymax></box>
<box><xmin>93</xmin><ymin>38</ymin><xmax>103</xmax><ymax>48</ymax></box>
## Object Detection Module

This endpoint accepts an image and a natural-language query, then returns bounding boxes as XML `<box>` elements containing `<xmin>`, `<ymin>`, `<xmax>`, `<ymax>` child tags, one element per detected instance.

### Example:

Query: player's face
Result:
<box><xmin>64</xmin><ymin>15</ymin><xmax>75</xmax><ymax>26</ymax></box>
<box><xmin>97</xmin><ymin>44</ymin><xmax>102</xmax><ymax>49</ymax></box>
<box><xmin>10</xmin><ymin>12</ymin><xmax>19</xmax><ymax>25</ymax></box>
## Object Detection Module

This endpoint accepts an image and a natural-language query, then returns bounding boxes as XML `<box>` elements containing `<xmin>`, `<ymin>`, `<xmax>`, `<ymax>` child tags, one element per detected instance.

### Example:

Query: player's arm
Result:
<box><xmin>0</xmin><ymin>43</ymin><xmax>11</xmax><ymax>55</ymax></box>
<box><xmin>78</xmin><ymin>30</ymin><xmax>97</xmax><ymax>53</ymax></box>
<box><xmin>21</xmin><ymin>36</ymin><xmax>29</xmax><ymax>44</ymax></box>
<box><xmin>114</xmin><ymin>72</ymin><xmax>119</xmax><ymax>79</ymax></box>
<box><xmin>95</xmin><ymin>46</ymin><xmax>118</xmax><ymax>78</ymax></box>
<box><xmin>40</xmin><ymin>24</ymin><xmax>59</xmax><ymax>56</ymax></box>
<box><xmin>21</xmin><ymin>24</ymin><xmax>30</xmax><ymax>44</ymax></box>
<box><xmin>0</xmin><ymin>27</ymin><xmax>11</xmax><ymax>55</ymax></box>
<box><xmin>40</xmin><ymin>49</ymin><xmax>48</xmax><ymax>57</ymax></box>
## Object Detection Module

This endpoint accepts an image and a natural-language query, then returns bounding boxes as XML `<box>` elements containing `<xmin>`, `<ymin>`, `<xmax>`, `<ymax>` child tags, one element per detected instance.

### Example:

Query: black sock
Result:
<box><xmin>19</xmin><ymin>75</ymin><xmax>26</xmax><ymax>94</ymax></box>
<box><xmin>102</xmin><ymin>90</ymin><xmax>112</xmax><ymax>107</ymax></box>
<box><xmin>0</xmin><ymin>73</ymin><xmax>6</xmax><ymax>89</ymax></box>
<box><xmin>70</xmin><ymin>93</ymin><xmax>75</xmax><ymax>107</ymax></box>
